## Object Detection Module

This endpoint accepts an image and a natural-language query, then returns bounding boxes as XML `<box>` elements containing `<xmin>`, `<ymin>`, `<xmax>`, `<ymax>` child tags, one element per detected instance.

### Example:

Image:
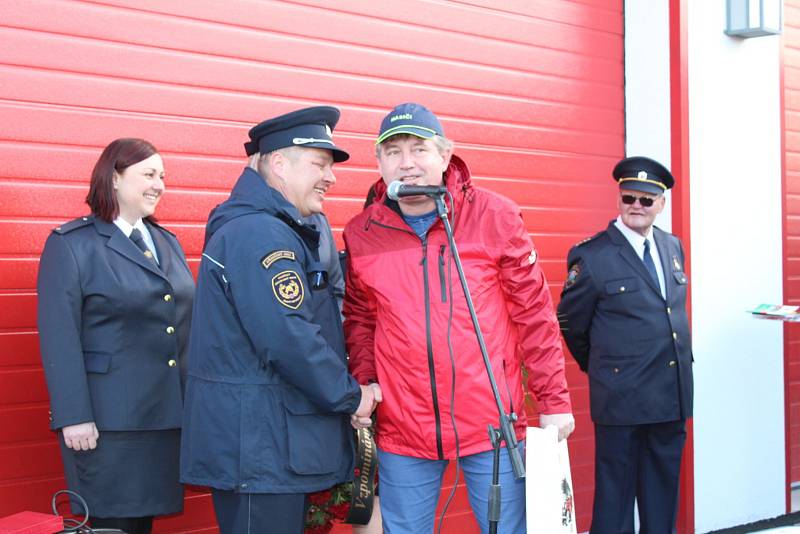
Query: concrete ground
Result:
<box><xmin>701</xmin><ymin>488</ymin><xmax>800</xmax><ymax>533</ymax></box>
<box><xmin>579</xmin><ymin>490</ymin><xmax>800</xmax><ymax>533</ymax></box>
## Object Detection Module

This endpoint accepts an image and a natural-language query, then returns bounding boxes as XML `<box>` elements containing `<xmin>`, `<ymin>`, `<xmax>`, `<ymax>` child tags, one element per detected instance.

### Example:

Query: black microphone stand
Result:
<box><xmin>432</xmin><ymin>193</ymin><xmax>525</xmax><ymax>534</ymax></box>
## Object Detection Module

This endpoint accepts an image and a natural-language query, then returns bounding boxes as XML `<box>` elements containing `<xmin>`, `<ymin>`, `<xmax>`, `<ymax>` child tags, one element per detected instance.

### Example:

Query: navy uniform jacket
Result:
<box><xmin>37</xmin><ymin>216</ymin><xmax>194</xmax><ymax>431</ymax></box>
<box><xmin>557</xmin><ymin>221</ymin><xmax>693</xmax><ymax>425</ymax></box>
<box><xmin>181</xmin><ymin>168</ymin><xmax>361</xmax><ymax>494</ymax></box>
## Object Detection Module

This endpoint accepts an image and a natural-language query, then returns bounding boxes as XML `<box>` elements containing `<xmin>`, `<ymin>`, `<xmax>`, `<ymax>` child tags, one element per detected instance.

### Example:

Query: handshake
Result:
<box><xmin>351</xmin><ymin>383</ymin><xmax>382</xmax><ymax>430</ymax></box>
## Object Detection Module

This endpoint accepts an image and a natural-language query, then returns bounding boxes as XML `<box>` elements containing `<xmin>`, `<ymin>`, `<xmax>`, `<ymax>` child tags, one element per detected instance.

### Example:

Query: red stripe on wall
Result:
<box><xmin>669</xmin><ymin>0</ymin><xmax>695</xmax><ymax>532</ymax></box>
<box><xmin>783</xmin><ymin>8</ymin><xmax>791</xmax><ymax>514</ymax></box>
<box><xmin>783</xmin><ymin>0</ymin><xmax>800</xmax><ymax>512</ymax></box>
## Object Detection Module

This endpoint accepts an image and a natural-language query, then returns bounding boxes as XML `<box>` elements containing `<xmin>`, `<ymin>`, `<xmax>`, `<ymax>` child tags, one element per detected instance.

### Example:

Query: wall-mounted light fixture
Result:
<box><xmin>726</xmin><ymin>0</ymin><xmax>783</xmax><ymax>37</ymax></box>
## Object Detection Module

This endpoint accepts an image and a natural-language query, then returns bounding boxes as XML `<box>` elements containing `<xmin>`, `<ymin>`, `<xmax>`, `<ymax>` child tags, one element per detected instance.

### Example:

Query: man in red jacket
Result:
<box><xmin>343</xmin><ymin>102</ymin><xmax>575</xmax><ymax>533</ymax></box>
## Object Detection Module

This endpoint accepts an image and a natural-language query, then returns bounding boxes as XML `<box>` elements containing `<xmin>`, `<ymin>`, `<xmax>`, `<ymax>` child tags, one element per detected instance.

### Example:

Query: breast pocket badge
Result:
<box><xmin>272</xmin><ymin>270</ymin><xmax>305</xmax><ymax>309</ymax></box>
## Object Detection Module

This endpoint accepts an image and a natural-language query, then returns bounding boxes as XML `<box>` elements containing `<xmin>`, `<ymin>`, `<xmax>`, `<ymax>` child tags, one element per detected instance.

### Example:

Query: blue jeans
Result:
<box><xmin>377</xmin><ymin>443</ymin><xmax>526</xmax><ymax>534</ymax></box>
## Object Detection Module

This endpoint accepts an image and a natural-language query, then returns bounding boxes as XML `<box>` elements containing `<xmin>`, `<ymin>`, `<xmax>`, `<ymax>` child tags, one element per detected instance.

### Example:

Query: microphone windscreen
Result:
<box><xmin>387</xmin><ymin>180</ymin><xmax>402</xmax><ymax>201</ymax></box>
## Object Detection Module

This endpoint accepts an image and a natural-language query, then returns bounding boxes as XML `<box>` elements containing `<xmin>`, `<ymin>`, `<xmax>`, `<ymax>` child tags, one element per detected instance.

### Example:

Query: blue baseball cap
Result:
<box><xmin>376</xmin><ymin>102</ymin><xmax>445</xmax><ymax>145</ymax></box>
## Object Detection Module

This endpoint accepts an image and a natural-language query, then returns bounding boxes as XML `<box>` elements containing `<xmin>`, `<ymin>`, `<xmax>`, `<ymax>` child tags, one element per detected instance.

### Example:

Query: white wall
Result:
<box><xmin>627</xmin><ymin>0</ymin><xmax>785</xmax><ymax>531</ymax></box>
<box><xmin>688</xmin><ymin>1</ymin><xmax>785</xmax><ymax>531</ymax></box>
<box><xmin>625</xmin><ymin>0</ymin><xmax>673</xmax><ymax>232</ymax></box>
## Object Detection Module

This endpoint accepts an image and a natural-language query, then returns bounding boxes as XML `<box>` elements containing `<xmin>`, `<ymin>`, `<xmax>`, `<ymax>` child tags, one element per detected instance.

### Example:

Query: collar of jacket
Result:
<box><xmin>371</xmin><ymin>154</ymin><xmax>475</xmax><ymax>223</ymax></box>
<box><xmin>205</xmin><ymin>167</ymin><xmax>320</xmax><ymax>250</ymax></box>
<box><xmin>605</xmin><ymin>220</ymin><xmax>665</xmax><ymax>246</ymax></box>
<box><xmin>92</xmin><ymin>214</ymin><xmax>167</xmax><ymax>237</ymax></box>
<box><xmin>230</xmin><ymin>167</ymin><xmax>300</xmax><ymax>219</ymax></box>
<box><xmin>605</xmin><ymin>220</ymin><xmax>627</xmax><ymax>246</ymax></box>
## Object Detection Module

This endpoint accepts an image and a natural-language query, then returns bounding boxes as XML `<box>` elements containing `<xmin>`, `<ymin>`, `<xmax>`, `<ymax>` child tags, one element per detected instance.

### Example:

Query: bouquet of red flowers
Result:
<box><xmin>304</xmin><ymin>482</ymin><xmax>352</xmax><ymax>534</ymax></box>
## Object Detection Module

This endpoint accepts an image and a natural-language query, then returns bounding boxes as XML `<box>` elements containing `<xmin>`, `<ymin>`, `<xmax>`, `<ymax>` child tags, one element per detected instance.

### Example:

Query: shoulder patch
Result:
<box><xmin>53</xmin><ymin>216</ymin><xmax>93</xmax><ymax>235</ymax></box>
<box><xmin>271</xmin><ymin>270</ymin><xmax>304</xmax><ymax>309</ymax></box>
<box><xmin>261</xmin><ymin>250</ymin><xmax>296</xmax><ymax>269</ymax></box>
<box><xmin>564</xmin><ymin>264</ymin><xmax>581</xmax><ymax>289</ymax></box>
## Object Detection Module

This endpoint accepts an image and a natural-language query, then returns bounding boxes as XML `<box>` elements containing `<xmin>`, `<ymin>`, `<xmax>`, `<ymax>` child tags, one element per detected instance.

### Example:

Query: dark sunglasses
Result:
<box><xmin>621</xmin><ymin>194</ymin><xmax>657</xmax><ymax>208</ymax></box>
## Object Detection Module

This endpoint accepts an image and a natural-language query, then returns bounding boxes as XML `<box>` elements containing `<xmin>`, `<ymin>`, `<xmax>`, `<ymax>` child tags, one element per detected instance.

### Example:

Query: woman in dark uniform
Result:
<box><xmin>37</xmin><ymin>138</ymin><xmax>194</xmax><ymax>534</ymax></box>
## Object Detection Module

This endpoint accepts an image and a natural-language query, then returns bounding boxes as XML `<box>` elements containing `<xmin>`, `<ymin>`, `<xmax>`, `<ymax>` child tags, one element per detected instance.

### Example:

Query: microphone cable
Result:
<box><xmin>436</xmin><ymin>190</ymin><xmax>462</xmax><ymax>534</ymax></box>
<box><xmin>52</xmin><ymin>489</ymin><xmax>125</xmax><ymax>533</ymax></box>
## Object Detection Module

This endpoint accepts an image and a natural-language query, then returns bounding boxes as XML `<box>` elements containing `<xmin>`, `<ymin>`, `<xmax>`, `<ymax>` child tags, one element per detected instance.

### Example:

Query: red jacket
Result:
<box><xmin>343</xmin><ymin>156</ymin><xmax>571</xmax><ymax>459</ymax></box>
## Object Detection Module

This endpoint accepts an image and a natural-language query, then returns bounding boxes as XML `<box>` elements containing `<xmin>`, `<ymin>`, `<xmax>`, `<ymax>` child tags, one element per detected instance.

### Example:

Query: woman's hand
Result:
<box><xmin>62</xmin><ymin>422</ymin><xmax>99</xmax><ymax>451</ymax></box>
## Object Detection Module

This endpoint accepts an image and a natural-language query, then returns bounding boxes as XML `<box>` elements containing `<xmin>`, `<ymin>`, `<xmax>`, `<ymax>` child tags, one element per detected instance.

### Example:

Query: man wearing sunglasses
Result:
<box><xmin>557</xmin><ymin>156</ymin><xmax>693</xmax><ymax>534</ymax></box>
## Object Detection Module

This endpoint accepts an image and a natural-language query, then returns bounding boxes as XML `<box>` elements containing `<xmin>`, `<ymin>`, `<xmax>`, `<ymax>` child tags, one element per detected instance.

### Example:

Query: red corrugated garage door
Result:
<box><xmin>0</xmin><ymin>1</ymin><xmax>623</xmax><ymax>532</ymax></box>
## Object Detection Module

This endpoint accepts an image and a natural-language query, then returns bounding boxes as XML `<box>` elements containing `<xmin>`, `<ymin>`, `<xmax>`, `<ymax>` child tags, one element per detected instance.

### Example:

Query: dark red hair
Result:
<box><xmin>86</xmin><ymin>138</ymin><xmax>159</xmax><ymax>222</ymax></box>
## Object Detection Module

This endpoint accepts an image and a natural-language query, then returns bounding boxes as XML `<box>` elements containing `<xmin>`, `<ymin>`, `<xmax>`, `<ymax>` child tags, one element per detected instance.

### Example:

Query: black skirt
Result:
<box><xmin>59</xmin><ymin>429</ymin><xmax>183</xmax><ymax>518</ymax></box>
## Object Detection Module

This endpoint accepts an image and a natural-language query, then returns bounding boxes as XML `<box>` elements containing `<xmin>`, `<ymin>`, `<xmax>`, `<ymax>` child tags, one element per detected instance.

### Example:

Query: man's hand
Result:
<box><xmin>62</xmin><ymin>422</ymin><xmax>99</xmax><ymax>451</ymax></box>
<box><xmin>351</xmin><ymin>383</ymin><xmax>382</xmax><ymax>429</ymax></box>
<box><xmin>539</xmin><ymin>412</ymin><xmax>575</xmax><ymax>441</ymax></box>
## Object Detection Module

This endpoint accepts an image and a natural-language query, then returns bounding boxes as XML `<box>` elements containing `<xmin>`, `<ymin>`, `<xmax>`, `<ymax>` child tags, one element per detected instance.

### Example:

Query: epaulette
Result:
<box><xmin>574</xmin><ymin>230</ymin><xmax>603</xmax><ymax>248</ymax></box>
<box><xmin>148</xmin><ymin>219</ymin><xmax>177</xmax><ymax>237</ymax></box>
<box><xmin>52</xmin><ymin>216</ymin><xmax>93</xmax><ymax>235</ymax></box>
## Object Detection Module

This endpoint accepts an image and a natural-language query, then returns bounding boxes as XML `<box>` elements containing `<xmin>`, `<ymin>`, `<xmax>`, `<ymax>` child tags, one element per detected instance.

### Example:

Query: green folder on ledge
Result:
<box><xmin>749</xmin><ymin>304</ymin><xmax>800</xmax><ymax>321</ymax></box>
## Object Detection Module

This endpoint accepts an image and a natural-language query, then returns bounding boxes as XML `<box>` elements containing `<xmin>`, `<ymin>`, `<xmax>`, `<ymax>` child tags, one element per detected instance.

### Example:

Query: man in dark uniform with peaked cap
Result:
<box><xmin>181</xmin><ymin>106</ymin><xmax>381</xmax><ymax>534</ymax></box>
<box><xmin>557</xmin><ymin>156</ymin><xmax>693</xmax><ymax>534</ymax></box>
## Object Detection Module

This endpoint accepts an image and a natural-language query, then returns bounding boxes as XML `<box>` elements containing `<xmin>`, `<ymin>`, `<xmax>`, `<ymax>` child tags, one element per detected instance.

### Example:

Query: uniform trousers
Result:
<box><xmin>90</xmin><ymin>515</ymin><xmax>152</xmax><ymax>534</ymax></box>
<box><xmin>590</xmin><ymin>420</ymin><xmax>686</xmax><ymax>534</ymax></box>
<box><xmin>211</xmin><ymin>489</ymin><xmax>307</xmax><ymax>534</ymax></box>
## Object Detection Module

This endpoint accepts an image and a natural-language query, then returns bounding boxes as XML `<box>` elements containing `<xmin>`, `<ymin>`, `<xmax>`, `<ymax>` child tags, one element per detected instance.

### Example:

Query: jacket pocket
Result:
<box><xmin>593</xmin><ymin>339</ymin><xmax>652</xmax><ymax>362</ymax></box>
<box><xmin>283</xmin><ymin>391</ymin><xmax>346</xmax><ymax>475</ymax></box>
<box><xmin>604</xmin><ymin>277</ymin><xmax>639</xmax><ymax>295</ymax></box>
<box><xmin>83</xmin><ymin>351</ymin><xmax>111</xmax><ymax>374</ymax></box>
<box><xmin>673</xmin><ymin>271</ymin><xmax>688</xmax><ymax>284</ymax></box>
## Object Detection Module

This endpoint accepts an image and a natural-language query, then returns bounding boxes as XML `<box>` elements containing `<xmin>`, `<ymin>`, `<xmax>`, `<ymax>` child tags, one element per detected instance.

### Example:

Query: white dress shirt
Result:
<box><xmin>114</xmin><ymin>216</ymin><xmax>160</xmax><ymax>264</ymax></box>
<box><xmin>614</xmin><ymin>216</ymin><xmax>665</xmax><ymax>298</ymax></box>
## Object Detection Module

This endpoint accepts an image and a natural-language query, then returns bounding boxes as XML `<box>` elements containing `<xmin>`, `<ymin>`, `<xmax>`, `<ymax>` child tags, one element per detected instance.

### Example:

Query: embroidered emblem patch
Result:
<box><xmin>564</xmin><ymin>264</ymin><xmax>581</xmax><ymax>289</ymax></box>
<box><xmin>272</xmin><ymin>270</ymin><xmax>304</xmax><ymax>309</ymax></box>
<box><xmin>672</xmin><ymin>256</ymin><xmax>681</xmax><ymax>271</ymax></box>
<box><xmin>528</xmin><ymin>249</ymin><xmax>537</xmax><ymax>265</ymax></box>
<box><xmin>261</xmin><ymin>250</ymin><xmax>296</xmax><ymax>270</ymax></box>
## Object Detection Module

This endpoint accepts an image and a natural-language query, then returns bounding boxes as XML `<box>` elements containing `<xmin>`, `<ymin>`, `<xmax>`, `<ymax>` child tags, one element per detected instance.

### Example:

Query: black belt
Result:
<box><xmin>345</xmin><ymin>426</ymin><xmax>378</xmax><ymax>525</ymax></box>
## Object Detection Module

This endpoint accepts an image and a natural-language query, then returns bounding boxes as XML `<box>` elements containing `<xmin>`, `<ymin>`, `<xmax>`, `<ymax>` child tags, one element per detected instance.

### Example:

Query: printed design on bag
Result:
<box><xmin>561</xmin><ymin>478</ymin><xmax>574</xmax><ymax>527</ymax></box>
<box><xmin>272</xmin><ymin>270</ymin><xmax>304</xmax><ymax>309</ymax></box>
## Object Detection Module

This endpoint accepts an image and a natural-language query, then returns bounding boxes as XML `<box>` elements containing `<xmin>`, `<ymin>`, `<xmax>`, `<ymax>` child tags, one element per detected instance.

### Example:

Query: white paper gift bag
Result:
<box><xmin>526</xmin><ymin>426</ymin><xmax>577</xmax><ymax>533</ymax></box>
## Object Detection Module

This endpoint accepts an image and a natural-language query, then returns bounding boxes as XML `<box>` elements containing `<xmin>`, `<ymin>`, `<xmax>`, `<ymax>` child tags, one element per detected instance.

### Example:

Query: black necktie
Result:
<box><xmin>643</xmin><ymin>239</ymin><xmax>659</xmax><ymax>288</ymax></box>
<box><xmin>130</xmin><ymin>228</ymin><xmax>157</xmax><ymax>265</ymax></box>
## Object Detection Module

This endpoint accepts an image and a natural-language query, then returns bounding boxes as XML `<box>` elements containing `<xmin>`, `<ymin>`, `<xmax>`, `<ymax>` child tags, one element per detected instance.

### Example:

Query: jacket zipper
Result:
<box><xmin>370</xmin><ymin>219</ymin><xmax>444</xmax><ymax>459</ymax></box>
<box><xmin>502</xmin><ymin>360</ymin><xmax>514</xmax><ymax>416</ymax></box>
<box><xmin>421</xmin><ymin>236</ymin><xmax>444</xmax><ymax>459</ymax></box>
<box><xmin>438</xmin><ymin>245</ymin><xmax>447</xmax><ymax>303</ymax></box>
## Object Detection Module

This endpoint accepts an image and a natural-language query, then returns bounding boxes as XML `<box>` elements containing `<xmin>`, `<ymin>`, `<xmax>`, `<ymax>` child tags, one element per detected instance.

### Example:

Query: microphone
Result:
<box><xmin>387</xmin><ymin>181</ymin><xmax>447</xmax><ymax>200</ymax></box>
